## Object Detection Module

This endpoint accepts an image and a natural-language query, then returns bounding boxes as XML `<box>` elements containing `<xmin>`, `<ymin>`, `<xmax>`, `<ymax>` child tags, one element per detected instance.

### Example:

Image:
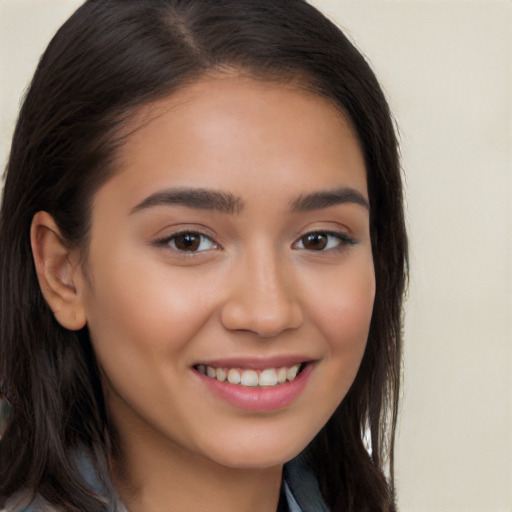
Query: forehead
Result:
<box><xmin>102</xmin><ymin>74</ymin><xmax>367</xmax><ymax>207</ymax></box>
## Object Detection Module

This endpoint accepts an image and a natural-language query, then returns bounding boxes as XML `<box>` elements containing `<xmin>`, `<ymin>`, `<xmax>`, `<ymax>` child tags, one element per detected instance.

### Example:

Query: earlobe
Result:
<box><xmin>30</xmin><ymin>211</ymin><xmax>87</xmax><ymax>331</ymax></box>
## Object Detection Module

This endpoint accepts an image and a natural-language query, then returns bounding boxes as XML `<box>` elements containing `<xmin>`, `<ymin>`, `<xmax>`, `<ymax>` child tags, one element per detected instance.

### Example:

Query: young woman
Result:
<box><xmin>0</xmin><ymin>1</ymin><xmax>408</xmax><ymax>511</ymax></box>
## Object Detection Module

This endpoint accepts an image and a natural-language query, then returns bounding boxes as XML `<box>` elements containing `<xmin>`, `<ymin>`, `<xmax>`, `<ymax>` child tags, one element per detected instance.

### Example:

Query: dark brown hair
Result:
<box><xmin>0</xmin><ymin>1</ymin><xmax>407</xmax><ymax>510</ymax></box>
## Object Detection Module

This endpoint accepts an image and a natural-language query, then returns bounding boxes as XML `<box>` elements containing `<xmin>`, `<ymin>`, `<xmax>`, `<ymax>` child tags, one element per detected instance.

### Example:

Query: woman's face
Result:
<box><xmin>78</xmin><ymin>75</ymin><xmax>374</xmax><ymax>468</ymax></box>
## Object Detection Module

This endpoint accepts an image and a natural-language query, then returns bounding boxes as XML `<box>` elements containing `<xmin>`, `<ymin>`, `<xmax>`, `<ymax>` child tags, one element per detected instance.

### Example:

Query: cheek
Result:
<box><xmin>82</xmin><ymin>247</ymin><xmax>219</xmax><ymax>368</ymax></box>
<box><xmin>314</xmin><ymin>258</ymin><xmax>375</xmax><ymax>350</ymax></box>
<box><xmin>285</xmin><ymin>256</ymin><xmax>375</xmax><ymax>437</ymax></box>
<box><xmin>81</xmin><ymin>254</ymin><xmax>222</xmax><ymax>433</ymax></box>
<box><xmin>305</xmin><ymin>255</ymin><xmax>375</xmax><ymax>400</ymax></box>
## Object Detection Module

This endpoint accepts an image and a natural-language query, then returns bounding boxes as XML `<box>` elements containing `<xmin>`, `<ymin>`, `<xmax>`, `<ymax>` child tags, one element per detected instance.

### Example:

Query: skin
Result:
<box><xmin>32</xmin><ymin>75</ymin><xmax>375</xmax><ymax>512</ymax></box>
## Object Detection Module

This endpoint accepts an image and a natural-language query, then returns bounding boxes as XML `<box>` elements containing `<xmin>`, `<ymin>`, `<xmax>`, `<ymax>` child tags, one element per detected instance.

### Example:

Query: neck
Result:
<box><xmin>109</xmin><ymin>418</ymin><xmax>283</xmax><ymax>512</ymax></box>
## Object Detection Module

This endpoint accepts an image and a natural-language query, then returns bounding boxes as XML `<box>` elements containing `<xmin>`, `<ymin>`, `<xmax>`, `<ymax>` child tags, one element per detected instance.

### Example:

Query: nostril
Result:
<box><xmin>220</xmin><ymin>297</ymin><xmax>303</xmax><ymax>337</ymax></box>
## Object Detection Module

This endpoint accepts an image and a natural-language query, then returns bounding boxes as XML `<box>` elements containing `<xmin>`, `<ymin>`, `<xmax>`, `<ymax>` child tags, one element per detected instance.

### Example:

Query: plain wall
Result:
<box><xmin>1</xmin><ymin>1</ymin><xmax>511</xmax><ymax>511</ymax></box>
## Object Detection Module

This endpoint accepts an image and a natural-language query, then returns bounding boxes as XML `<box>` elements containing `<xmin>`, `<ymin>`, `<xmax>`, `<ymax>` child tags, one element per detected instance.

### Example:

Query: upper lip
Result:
<box><xmin>193</xmin><ymin>355</ymin><xmax>314</xmax><ymax>370</ymax></box>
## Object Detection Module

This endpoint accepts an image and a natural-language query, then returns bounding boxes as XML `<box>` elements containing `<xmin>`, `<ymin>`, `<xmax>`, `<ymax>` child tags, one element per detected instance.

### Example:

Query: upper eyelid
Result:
<box><xmin>296</xmin><ymin>228</ymin><xmax>355</xmax><ymax>240</ymax></box>
<box><xmin>293</xmin><ymin>229</ymin><xmax>357</xmax><ymax>248</ymax></box>
<box><xmin>153</xmin><ymin>227</ymin><xmax>216</xmax><ymax>241</ymax></box>
<box><xmin>152</xmin><ymin>230</ymin><xmax>220</xmax><ymax>249</ymax></box>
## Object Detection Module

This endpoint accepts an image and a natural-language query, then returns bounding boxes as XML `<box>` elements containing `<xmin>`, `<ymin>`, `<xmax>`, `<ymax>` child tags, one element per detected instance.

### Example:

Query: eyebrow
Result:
<box><xmin>130</xmin><ymin>187</ymin><xmax>244</xmax><ymax>215</ymax></box>
<box><xmin>289</xmin><ymin>187</ymin><xmax>369</xmax><ymax>212</ymax></box>
<box><xmin>130</xmin><ymin>185</ymin><xmax>369</xmax><ymax>216</ymax></box>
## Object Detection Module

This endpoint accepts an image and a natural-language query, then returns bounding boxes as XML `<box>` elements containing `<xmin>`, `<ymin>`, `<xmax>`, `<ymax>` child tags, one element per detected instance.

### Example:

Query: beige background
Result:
<box><xmin>1</xmin><ymin>1</ymin><xmax>511</xmax><ymax>511</ymax></box>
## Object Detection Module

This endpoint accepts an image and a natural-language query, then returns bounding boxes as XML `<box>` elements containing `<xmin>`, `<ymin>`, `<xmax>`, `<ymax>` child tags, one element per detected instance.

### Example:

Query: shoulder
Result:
<box><xmin>2</xmin><ymin>450</ymin><xmax>117</xmax><ymax>512</ymax></box>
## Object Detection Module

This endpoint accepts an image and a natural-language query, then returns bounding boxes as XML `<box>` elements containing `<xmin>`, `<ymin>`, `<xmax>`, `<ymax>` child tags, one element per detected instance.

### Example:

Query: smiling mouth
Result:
<box><xmin>194</xmin><ymin>363</ymin><xmax>307</xmax><ymax>388</ymax></box>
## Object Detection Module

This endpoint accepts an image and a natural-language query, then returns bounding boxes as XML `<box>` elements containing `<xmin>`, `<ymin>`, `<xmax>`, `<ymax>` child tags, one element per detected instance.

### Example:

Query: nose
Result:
<box><xmin>220</xmin><ymin>248</ymin><xmax>304</xmax><ymax>338</ymax></box>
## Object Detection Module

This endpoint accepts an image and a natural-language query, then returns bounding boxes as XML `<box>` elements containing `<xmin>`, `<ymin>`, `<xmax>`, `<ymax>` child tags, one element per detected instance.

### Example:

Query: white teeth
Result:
<box><xmin>199</xmin><ymin>363</ymin><xmax>304</xmax><ymax>387</ymax></box>
<box><xmin>259</xmin><ymin>368</ymin><xmax>278</xmax><ymax>387</ymax></box>
<box><xmin>215</xmin><ymin>367</ymin><xmax>226</xmax><ymax>382</ymax></box>
<box><xmin>227</xmin><ymin>368</ymin><xmax>241</xmax><ymax>385</ymax></box>
<box><xmin>286</xmin><ymin>364</ymin><xmax>300</xmax><ymax>381</ymax></box>
<box><xmin>240</xmin><ymin>370</ymin><xmax>259</xmax><ymax>387</ymax></box>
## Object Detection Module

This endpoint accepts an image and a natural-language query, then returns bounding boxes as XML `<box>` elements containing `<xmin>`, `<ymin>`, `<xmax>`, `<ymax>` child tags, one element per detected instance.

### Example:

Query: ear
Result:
<box><xmin>30</xmin><ymin>211</ymin><xmax>87</xmax><ymax>330</ymax></box>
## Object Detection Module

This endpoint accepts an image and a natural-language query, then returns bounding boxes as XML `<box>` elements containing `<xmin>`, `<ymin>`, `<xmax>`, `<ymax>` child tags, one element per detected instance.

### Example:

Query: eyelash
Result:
<box><xmin>152</xmin><ymin>230</ymin><xmax>219</xmax><ymax>253</ymax></box>
<box><xmin>153</xmin><ymin>229</ymin><xmax>357</xmax><ymax>255</ymax></box>
<box><xmin>292</xmin><ymin>230</ymin><xmax>357</xmax><ymax>252</ymax></box>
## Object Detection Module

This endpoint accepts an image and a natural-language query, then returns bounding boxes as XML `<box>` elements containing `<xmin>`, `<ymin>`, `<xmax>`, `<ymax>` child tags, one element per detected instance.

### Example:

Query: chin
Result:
<box><xmin>196</xmin><ymin>428</ymin><xmax>315</xmax><ymax>470</ymax></box>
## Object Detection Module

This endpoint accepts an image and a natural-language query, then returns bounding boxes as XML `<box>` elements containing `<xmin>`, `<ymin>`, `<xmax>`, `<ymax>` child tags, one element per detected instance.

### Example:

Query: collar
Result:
<box><xmin>284</xmin><ymin>452</ymin><xmax>330</xmax><ymax>512</ymax></box>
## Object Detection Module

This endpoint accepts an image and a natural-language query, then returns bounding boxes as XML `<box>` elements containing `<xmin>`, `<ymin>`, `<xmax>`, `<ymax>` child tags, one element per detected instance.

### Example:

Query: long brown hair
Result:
<box><xmin>0</xmin><ymin>1</ymin><xmax>407</xmax><ymax>510</ymax></box>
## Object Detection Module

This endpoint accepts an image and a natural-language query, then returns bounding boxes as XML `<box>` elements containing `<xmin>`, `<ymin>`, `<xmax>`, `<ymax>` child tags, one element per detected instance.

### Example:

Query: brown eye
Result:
<box><xmin>168</xmin><ymin>232</ymin><xmax>216</xmax><ymax>252</ymax></box>
<box><xmin>294</xmin><ymin>231</ymin><xmax>357</xmax><ymax>252</ymax></box>
<box><xmin>301</xmin><ymin>233</ymin><xmax>328</xmax><ymax>251</ymax></box>
<box><xmin>173</xmin><ymin>233</ymin><xmax>200</xmax><ymax>251</ymax></box>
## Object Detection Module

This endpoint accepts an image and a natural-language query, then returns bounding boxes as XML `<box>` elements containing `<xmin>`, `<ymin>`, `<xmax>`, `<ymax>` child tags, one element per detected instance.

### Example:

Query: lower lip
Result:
<box><xmin>195</xmin><ymin>364</ymin><xmax>313</xmax><ymax>412</ymax></box>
